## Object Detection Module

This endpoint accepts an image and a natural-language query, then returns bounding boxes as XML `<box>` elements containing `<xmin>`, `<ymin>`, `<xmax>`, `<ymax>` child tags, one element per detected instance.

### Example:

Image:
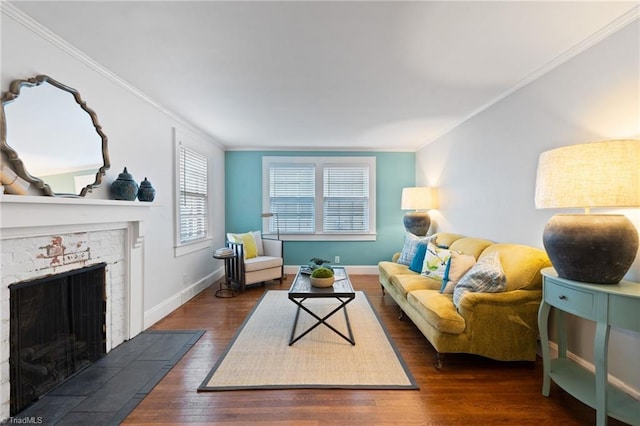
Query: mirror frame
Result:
<box><xmin>1</xmin><ymin>74</ymin><xmax>110</xmax><ymax>196</ymax></box>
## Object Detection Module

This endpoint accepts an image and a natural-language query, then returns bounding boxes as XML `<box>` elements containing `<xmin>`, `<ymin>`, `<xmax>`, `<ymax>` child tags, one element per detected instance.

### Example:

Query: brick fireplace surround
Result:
<box><xmin>0</xmin><ymin>194</ymin><xmax>150</xmax><ymax>421</ymax></box>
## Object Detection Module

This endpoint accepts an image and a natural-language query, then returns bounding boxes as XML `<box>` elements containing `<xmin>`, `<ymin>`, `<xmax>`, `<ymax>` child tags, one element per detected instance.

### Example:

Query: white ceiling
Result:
<box><xmin>9</xmin><ymin>1</ymin><xmax>639</xmax><ymax>151</ymax></box>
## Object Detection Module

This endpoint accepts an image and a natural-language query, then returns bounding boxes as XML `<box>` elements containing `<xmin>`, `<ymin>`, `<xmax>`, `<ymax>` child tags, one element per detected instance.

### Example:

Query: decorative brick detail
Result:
<box><xmin>0</xmin><ymin>228</ymin><xmax>128</xmax><ymax>419</ymax></box>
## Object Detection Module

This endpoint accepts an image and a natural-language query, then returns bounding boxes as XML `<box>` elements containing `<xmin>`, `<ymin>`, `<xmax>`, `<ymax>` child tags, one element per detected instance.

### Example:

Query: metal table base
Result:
<box><xmin>289</xmin><ymin>295</ymin><xmax>355</xmax><ymax>346</ymax></box>
<box><xmin>287</xmin><ymin>267</ymin><xmax>356</xmax><ymax>346</ymax></box>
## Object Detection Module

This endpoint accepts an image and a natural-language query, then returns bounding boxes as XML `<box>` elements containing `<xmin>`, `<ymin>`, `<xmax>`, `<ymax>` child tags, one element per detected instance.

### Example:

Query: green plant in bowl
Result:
<box><xmin>311</xmin><ymin>267</ymin><xmax>334</xmax><ymax>278</ymax></box>
<box><xmin>310</xmin><ymin>267</ymin><xmax>335</xmax><ymax>287</ymax></box>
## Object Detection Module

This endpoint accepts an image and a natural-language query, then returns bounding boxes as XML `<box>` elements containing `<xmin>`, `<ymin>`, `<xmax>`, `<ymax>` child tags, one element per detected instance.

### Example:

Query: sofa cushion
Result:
<box><xmin>408</xmin><ymin>290</ymin><xmax>466</xmax><ymax>335</ymax></box>
<box><xmin>244</xmin><ymin>255</ymin><xmax>283</xmax><ymax>272</ymax></box>
<box><xmin>251</xmin><ymin>231</ymin><xmax>264</xmax><ymax>256</ymax></box>
<box><xmin>397</xmin><ymin>233</ymin><xmax>432</xmax><ymax>265</ymax></box>
<box><xmin>479</xmin><ymin>244</ymin><xmax>550</xmax><ymax>291</ymax></box>
<box><xmin>432</xmin><ymin>233</ymin><xmax>465</xmax><ymax>249</ymax></box>
<box><xmin>421</xmin><ymin>242</ymin><xmax>452</xmax><ymax>281</ymax></box>
<box><xmin>449</xmin><ymin>237</ymin><xmax>493</xmax><ymax>258</ymax></box>
<box><xmin>453</xmin><ymin>251</ymin><xmax>506</xmax><ymax>307</ymax></box>
<box><xmin>390</xmin><ymin>274</ymin><xmax>441</xmax><ymax>297</ymax></box>
<box><xmin>378</xmin><ymin>261</ymin><xmax>414</xmax><ymax>283</ymax></box>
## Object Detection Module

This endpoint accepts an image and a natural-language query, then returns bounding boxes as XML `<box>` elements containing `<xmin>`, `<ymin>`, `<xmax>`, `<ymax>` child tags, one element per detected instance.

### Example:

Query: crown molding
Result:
<box><xmin>1</xmin><ymin>1</ymin><xmax>225</xmax><ymax>150</ymax></box>
<box><xmin>417</xmin><ymin>5</ymin><xmax>640</xmax><ymax>151</ymax></box>
<box><xmin>4</xmin><ymin>1</ymin><xmax>637</xmax><ymax>154</ymax></box>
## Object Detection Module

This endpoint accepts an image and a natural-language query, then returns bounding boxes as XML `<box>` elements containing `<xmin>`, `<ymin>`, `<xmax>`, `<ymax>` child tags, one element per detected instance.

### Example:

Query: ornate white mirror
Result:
<box><xmin>1</xmin><ymin>75</ymin><xmax>110</xmax><ymax>196</ymax></box>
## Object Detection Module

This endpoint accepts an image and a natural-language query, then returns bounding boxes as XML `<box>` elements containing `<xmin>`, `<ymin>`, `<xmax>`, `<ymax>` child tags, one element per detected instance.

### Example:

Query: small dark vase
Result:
<box><xmin>137</xmin><ymin>177</ymin><xmax>156</xmax><ymax>202</ymax></box>
<box><xmin>111</xmin><ymin>167</ymin><xmax>139</xmax><ymax>201</ymax></box>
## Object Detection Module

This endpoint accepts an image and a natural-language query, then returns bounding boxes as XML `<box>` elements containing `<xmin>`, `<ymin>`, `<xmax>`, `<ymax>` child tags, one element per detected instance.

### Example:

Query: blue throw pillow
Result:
<box><xmin>409</xmin><ymin>242</ymin><xmax>427</xmax><ymax>273</ymax></box>
<box><xmin>440</xmin><ymin>257</ymin><xmax>453</xmax><ymax>292</ymax></box>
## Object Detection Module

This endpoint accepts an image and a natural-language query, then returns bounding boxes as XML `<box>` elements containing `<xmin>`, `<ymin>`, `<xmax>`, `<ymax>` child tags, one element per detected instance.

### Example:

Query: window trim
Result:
<box><xmin>262</xmin><ymin>156</ymin><xmax>376</xmax><ymax>242</ymax></box>
<box><xmin>174</xmin><ymin>130</ymin><xmax>212</xmax><ymax>257</ymax></box>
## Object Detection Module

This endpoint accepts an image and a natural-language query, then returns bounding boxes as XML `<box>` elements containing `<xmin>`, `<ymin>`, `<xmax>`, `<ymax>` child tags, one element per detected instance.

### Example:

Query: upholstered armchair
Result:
<box><xmin>226</xmin><ymin>231</ymin><xmax>284</xmax><ymax>292</ymax></box>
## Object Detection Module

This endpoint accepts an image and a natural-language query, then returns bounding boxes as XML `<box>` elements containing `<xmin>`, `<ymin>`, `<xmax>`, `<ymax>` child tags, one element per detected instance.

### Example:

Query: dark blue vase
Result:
<box><xmin>137</xmin><ymin>177</ymin><xmax>156</xmax><ymax>202</ymax></box>
<box><xmin>111</xmin><ymin>167</ymin><xmax>139</xmax><ymax>201</ymax></box>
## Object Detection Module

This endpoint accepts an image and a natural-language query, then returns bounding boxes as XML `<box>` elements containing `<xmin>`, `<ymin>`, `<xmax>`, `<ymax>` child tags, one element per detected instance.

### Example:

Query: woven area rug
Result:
<box><xmin>199</xmin><ymin>290</ymin><xmax>418</xmax><ymax>391</ymax></box>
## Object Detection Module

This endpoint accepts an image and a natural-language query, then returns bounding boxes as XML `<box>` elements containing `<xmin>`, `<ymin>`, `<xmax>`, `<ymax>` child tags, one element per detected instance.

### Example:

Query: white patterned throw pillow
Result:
<box><xmin>453</xmin><ymin>251</ymin><xmax>506</xmax><ymax>308</ymax></box>
<box><xmin>421</xmin><ymin>242</ymin><xmax>452</xmax><ymax>281</ymax></box>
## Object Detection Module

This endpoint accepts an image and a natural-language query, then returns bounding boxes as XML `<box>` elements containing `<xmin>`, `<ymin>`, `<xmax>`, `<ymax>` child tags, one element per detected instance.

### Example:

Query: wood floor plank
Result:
<box><xmin>123</xmin><ymin>274</ymin><xmax>627</xmax><ymax>425</ymax></box>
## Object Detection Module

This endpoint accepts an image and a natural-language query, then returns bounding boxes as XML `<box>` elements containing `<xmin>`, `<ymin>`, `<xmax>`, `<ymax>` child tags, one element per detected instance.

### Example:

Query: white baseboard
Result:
<box><xmin>144</xmin><ymin>265</ymin><xmax>377</xmax><ymax>329</ymax></box>
<box><xmin>546</xmin><ymin>341</ymin><xmax>640</xmax><ymax>401</ymax></box>
<box><xmin>144</xmin><ymin>267</ymin><xmax>223</xmax><ymax>329</ymax></box>
<box><xmin>180</xmin><ymin>271</ymin><xmax>217</xmax><ymax>304</ymax></box>
<box><xmin>284</xmin><ymin>265</ymin><xmax>378</xmax><ymax>275</ymax></box>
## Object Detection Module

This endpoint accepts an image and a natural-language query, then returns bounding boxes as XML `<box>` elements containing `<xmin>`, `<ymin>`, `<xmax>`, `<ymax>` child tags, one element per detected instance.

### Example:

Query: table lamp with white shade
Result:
<box><xmin>534</xmin><ymin>139</ymin><xmax>640</xmax><ymax>284</ymax></box>
<box><xmin>401</xmin><ymin>187</ymin><xmax>438</xmax><ymax>236</ymax></box>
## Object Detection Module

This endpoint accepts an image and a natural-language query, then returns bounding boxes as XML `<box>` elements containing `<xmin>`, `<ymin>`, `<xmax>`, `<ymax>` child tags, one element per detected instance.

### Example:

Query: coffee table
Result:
<box><xmin>288</xmin><ymin>267</ymin><xmax>356</xmax><ymax>346</ymax></box>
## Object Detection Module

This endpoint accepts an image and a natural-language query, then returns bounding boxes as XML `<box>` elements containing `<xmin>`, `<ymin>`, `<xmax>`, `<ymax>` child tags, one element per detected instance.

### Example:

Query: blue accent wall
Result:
<box><xmin>225</xmin><ymin>151</ymin><xmax>415</xmax><ymax>265</ymax></box>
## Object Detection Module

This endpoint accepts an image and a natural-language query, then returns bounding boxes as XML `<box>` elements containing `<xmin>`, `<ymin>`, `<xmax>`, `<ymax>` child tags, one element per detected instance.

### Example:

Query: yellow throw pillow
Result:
<box><xmin>228</xmin><ymin>232</ymin><xmax>258</xmax><ymax>259</ymax></box>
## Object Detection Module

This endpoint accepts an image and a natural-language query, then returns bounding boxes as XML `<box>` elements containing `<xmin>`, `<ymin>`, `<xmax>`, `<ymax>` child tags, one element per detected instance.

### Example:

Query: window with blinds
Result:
<box><xmin>323</xmin><ymin>166</ymin><xmax>369</xmax><ymax>232</ymax></box>
<box><xmin>263</xmin><ymin>156</ymin><xmax>376</xmax><ymax>240</ymax></box>
<box><xmin>269</xmin><ymin>164</ymin><xmax>315</xmax><ymax>233</ymax></box>
<box><xmin>178</xmin><ymin>145</ymin><xmax>208</xmax><ymax>243</ymax></box>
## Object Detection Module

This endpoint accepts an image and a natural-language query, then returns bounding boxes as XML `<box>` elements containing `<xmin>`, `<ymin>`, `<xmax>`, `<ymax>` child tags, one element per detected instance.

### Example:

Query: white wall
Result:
<box><xmin>1</xmin><ymin>7</ymin><xmax>226</xmax><ymax>328</ymax></box>
<box><xmin>417</xmin><ymin>20</ymin><xmax>640</xmax><ymax>394</ymax></box>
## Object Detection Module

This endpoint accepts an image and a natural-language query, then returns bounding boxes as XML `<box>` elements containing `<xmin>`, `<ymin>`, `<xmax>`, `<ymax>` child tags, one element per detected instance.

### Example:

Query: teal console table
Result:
<box><xmin>538</xmin><ymin>268</ymin><xmax>640</xmax><ymax>426</ymax></box>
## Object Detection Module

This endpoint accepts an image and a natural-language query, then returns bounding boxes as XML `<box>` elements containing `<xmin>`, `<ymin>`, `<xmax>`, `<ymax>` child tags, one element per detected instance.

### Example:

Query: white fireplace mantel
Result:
<box><xmin>0</xmin><ymin>194</ymin><xmax>153</xmax><ymax>420</ymax></box>
<box><xmin>0</xmin><ymin>193</ymin><xmax>152</xmax><ymax>337</ymax></box>
<box><xmin>1</xmin><ymin>194</ymin><xmax>151</xmax><ymax>232</ymax></box>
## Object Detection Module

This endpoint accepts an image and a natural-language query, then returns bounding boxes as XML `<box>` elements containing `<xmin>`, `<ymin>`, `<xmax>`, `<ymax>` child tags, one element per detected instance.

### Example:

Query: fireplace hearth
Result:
<box><xmin>9</xmin><ymin>263</ymin><xmax>107</xmax><ymax>415</ymax></box>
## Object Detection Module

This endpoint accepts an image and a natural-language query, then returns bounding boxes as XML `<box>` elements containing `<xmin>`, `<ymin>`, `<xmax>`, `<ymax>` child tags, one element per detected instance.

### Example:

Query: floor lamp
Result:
<box><xmin>261</xmin><ymin>212</ymin><xmax>280</xmax><ymax>240</ymax></box>
<box><xmin>262</xmin><ymin>212</ymin><xmax>285</xmax><ymax>281</ymax></box>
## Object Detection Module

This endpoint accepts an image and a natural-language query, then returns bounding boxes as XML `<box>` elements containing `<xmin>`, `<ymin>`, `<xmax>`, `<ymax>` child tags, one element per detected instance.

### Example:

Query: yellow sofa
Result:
<box><xmin>378</xmin><ymin>232</ymin><xmax>551</xmax><ymax>367</ymax></box>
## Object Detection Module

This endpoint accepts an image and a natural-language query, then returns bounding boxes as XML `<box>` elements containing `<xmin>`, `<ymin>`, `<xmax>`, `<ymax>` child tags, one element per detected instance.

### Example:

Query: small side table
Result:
<box><xmin>538</xmin><ymin>268</ymin><xmax>640</xmax><ymax>426</ymax></box>
<box><xmin>213</xmin><ymin>250</ymin><xmax>238</xmax><ymax>298</ymax></box>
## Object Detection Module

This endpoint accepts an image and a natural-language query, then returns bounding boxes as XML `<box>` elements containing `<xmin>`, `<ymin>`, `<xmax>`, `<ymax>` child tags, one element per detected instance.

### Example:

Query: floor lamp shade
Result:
<box><xmin>401</xmin><ymin>187</ymin><xmax>438</xmax><ymax>236</ymax></box>
<box><xmin>535</xmin><ymin>140</ymin><xmax>640</xmax><ymax>284</ymax></box>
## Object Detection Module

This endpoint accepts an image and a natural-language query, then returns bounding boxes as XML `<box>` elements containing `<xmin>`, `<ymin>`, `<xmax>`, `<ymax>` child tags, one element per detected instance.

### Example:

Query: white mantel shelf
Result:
<box><xmin>1</xmin><ymin>194</ymin><xmax>153</xmax><ymax>231</ymax></box>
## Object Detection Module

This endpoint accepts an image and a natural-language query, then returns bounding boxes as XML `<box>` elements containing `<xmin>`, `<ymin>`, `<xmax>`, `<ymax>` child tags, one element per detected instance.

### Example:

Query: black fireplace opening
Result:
<box><xmin>9</xmin><ymin>263</ymin><xmax>107</xmax><ymax>415</ymax></box>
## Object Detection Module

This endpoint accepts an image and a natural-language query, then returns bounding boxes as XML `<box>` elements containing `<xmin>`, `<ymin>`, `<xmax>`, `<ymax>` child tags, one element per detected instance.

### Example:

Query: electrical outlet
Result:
<box><xmin>183</xmin><ymin>273</ymin><xmax>188</xmax><ymax>284</ymax></box>
<box><xmin>334</xmin><ymin>256</ymin><xmax>340</xmax><ymax>264</ymax></box>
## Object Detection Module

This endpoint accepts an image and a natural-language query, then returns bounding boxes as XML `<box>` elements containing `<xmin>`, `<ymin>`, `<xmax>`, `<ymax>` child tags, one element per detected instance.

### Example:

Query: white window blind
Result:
<box><xmin>179</xmin><ymin>146</ymin><xmax>208</xmax><ymax>243</ymax></box>
<box><xmin>323</xmin><ymin>165</ymin><xmax>369</xmax><ymax>232</ymax></box>
<box><xmin>263</xmin><ymin>156</ymin><xmax>376</xmax><ymax>240</ymax></box>
<box><xmin>269</xmin><ymin>164</ymin><xmax>315</xmax><ymax>233</ymax></box>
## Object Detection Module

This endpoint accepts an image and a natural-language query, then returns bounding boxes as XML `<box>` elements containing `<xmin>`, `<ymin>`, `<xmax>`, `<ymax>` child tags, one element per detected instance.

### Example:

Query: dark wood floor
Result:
<box><xmin>124</xmin><ymin>274</ymin><xmax>623</xmax><ymax>425</ymax></box>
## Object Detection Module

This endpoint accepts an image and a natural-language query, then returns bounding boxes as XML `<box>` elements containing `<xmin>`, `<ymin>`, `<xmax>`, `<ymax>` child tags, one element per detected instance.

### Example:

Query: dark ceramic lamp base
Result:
<box><xmin>403</xmin><ymin>212</ymin><xmax>431</xmax><ymax>237</ymax></box>
<box><xmin>543</xmin><ymin>214</ymin><xmax>639</xmax><ymax>284</ymax></box>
